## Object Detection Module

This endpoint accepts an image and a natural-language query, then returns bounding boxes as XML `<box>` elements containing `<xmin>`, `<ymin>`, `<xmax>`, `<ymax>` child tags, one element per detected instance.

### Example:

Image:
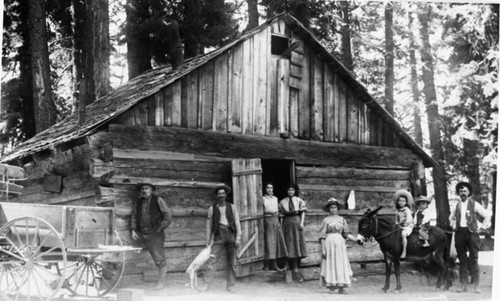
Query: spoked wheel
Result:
<box><xmin>0</xmin><ymin>217</ymin><xmax>67</xmax><ymax>301</ymax></box>
<box><xmin>63</xmin><ymin>230</ymin><xmax>125</xmax><ymax>298</ymax></box>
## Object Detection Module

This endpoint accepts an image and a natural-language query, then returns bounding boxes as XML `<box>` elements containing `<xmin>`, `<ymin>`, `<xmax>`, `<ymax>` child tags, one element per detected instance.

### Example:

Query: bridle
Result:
<box><xmin>361</xmin><ymin>216</ymin><xmax>399</xmax><ymax>242</ymax></box>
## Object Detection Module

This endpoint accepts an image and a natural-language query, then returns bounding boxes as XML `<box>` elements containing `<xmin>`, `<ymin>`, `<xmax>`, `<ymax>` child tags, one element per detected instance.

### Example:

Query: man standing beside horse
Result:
<box><xmin>449</xmin><ymin>181</ymin><xmax>491</xmax><ymax>293</ymax></box>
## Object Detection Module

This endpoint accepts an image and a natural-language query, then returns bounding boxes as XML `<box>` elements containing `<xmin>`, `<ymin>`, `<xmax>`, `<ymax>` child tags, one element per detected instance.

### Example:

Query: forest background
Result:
<box><xmin>1</xmin><ymin>0</ymin><xmax>498</xmax><ymax>228</ymax></box>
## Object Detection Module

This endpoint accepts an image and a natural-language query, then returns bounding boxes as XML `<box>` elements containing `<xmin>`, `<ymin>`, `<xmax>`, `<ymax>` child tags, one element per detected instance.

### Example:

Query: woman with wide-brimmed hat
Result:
<box><xmin>393</xmin><ymin>189</ymin><xmax>414</xmax><ymax>258</ymax></box>
<box><xmin>319</xmin><ymin>198</ymin><xmax>358</xmax><ymax>294</ymax></box>
<box><xmin>279</xmin><ymin>183</ymin><xmax>308</xmax><ymax>281</ymax></box>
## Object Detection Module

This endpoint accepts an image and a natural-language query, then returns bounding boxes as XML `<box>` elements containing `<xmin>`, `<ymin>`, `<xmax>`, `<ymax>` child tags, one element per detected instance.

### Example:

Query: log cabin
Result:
<box><xmin>1</xmin><ymin>13</ymin><xmax>439</xmax><ymax>282</ymax></box>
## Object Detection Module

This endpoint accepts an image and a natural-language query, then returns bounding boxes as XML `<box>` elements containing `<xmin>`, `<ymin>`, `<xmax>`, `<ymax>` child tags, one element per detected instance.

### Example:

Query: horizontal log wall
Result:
<box><xmin>297</xmin><ymin>166</ymin><xmax>412</xmax><ymax>211</ymax></box>
<box><xmin>0</xmin><ymin>143</ymin><xmax>97</xmax><ymax>206</ymax></box>
<box><xmin>106</xmin><ymin>125</ymin><xmax>419</xmax><ymax>275</ymax></box>
<box><xmin>109</xmin><ymin>125</ymin><xmax>421</xmax><ymax>170</ymax></box>
<box><xmin>111</xmin><ymin>20</ymin><xmax>406</xmax><ymax>149</ymax></box>
<box><xmin>107</xmin><ymin>131</ymin><xmax>235</xmax><ymax>274</ymax></box>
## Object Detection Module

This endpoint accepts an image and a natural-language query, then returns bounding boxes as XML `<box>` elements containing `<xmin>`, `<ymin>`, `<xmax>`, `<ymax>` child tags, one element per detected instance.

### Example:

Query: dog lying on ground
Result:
<box><xmin>186</xmin><ymin>245</ymin><xmax>214</xmax><ymax>290</ymax></box>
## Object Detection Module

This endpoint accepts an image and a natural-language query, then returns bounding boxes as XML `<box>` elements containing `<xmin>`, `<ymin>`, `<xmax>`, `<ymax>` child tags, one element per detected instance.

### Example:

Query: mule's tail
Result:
<box><xmin>444</xmin><ymin>229</ymin><xmax>458</xmax><ymax>285</ymax></box>
<box><xmin>444</xmin><ymin>230</ymin><xmax>457</xmax><ymax>267</ymax></box>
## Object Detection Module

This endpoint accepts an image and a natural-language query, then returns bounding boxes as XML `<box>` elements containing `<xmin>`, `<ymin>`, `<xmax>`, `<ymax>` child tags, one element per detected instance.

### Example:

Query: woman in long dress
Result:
<box><xmin>279</xmin><ymin>183</ymin><xmax>308</xmax><ymax>281</ymax></box>
<box><xmin>319</xmin><ymin>198</ymin><xmax>359</xmax><ymax>294</ymax></box>
<box><xmin>262</xmin><ymin>182</ymin><xmax>288</xmax><ymax>270</ymax></box>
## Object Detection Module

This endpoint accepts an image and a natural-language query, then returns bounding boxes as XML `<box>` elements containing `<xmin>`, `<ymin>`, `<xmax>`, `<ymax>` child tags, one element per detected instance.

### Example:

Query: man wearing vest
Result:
<box><xmin>449</xmin><ymin>182</ymin><xmax>491</xmax><ymax>293</ymax></box>
<box><xmin>204</xmin><ymin>183</ymin><xmax>242</xmax><ymax>292</ymax></box>
<box><xmin>131</xmin><ymin>183</ymin><xmax>172</xmax><ymax>290</ymax></box>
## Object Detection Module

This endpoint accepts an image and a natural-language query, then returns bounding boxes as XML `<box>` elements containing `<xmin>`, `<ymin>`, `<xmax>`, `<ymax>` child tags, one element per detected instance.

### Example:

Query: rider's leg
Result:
<box><xmin>401</xmin><ymin>235</ymin><xmax>407</xmax><ymax>258</ymax></box>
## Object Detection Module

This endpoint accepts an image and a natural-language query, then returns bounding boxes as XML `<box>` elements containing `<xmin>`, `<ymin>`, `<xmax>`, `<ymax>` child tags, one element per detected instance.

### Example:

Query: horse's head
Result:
<box><xmin>357</xmin><ymin>206</ymin><xmax>383</xmax><ymax>244</ymax></box>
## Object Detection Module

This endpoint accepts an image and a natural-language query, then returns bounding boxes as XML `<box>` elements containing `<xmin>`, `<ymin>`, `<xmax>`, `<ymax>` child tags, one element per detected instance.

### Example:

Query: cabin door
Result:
<box><xmin>231</xmin><ymin>158</ymin><xmax>264</xmax><ymax>277</ymax></box>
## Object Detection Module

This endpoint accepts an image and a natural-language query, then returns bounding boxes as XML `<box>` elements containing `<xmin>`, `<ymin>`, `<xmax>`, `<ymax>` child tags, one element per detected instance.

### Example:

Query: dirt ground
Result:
<box><xmin>108</xmin><ymin>251</ymin><xmax>495</xmax><ymax>301</ymax></box>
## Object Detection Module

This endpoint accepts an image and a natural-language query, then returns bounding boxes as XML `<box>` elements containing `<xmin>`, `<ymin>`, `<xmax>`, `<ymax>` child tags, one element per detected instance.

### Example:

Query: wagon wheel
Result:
<box><xmin>63</xmin><ymin>230</ymin><xmax>125</xmax><ymax>298</ymax></box>
<box><xmin>0</xmin><ymin>216</ymin><xmax>67</xmax><ymax>301</ymax></box>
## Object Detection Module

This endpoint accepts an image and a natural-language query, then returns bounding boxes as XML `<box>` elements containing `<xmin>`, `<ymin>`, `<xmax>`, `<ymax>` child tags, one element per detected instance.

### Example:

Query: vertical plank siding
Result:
<box><xmin>113</xmin><ymin>24</ymin><xmax>408</xmax><ymax>151</ymax></box>
<box><xmin>311</xmin><ymin>54</ymin><xmax>324</xmax><ymax>141</ymax></box>
<box><xmin>187</xmin><ymin>70</ymin><xmax>199</xmax><ymax>129</ymax></box>
<box><xmin>298</xmin><ymin>43</ymin><xmax>311</xmax><ymax>139</ymax></box>
<box><xmin>242</xmin><ymin>36</ymin><xmax>254</xmax><ymax>135</ymax></box>
<box><xmin>324</xmin><ymin>63</ymin><xmax>335</xmax><ymax>142</ymax></box>
<box><xmin>254</xmin><ymin>29</ymin><xmax>269</xmax><ymax>135</ymax></box>
<box><xmin>200</xmin><ymin>61</ymin><xmax>214</xmax><ymax>130</ymax></box>
<box><xmin>277</xmin><ymin>59</ymin><xmax>290</xmax><ymax>133</ymax></box>
<box><xmin>213</xmin><ymin>54</ymin><xmax>229</xmax><ymax>131</ymax></box>
<box><xmin>347</xmin><ymin>87</ymin><xmax>358</xmax><ymax>143</ymax></box>
<box><xmin>268</xmin><ymin>57</ymin><xmax>279</xmax><ymax>136</ymax></box>
<box><xmin>337</xmin><ymin>76</ymin><xmax>348</xmax><ymax>143</ymax></box>
<box><xmin>229</xmin><ymin>45</ymin><xmax>243</xmax><ymax>133</ymax></box>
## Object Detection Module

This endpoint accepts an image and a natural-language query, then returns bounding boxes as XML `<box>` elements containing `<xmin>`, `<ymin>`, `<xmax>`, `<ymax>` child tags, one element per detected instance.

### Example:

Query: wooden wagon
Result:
<box><xmin>0</xmin><ymin>202</ymin><xmax>142</xmax><ymax>301</ymax></box>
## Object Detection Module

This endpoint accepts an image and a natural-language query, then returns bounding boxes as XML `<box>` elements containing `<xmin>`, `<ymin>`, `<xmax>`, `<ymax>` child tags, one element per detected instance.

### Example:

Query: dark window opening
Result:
<box><xmin>261</xmin><ymin>159</ymin><xmax>295</xmax><ymax>202</ymax></box>
<box><xmin>271</xmin><ymin>34</ymin><xmax>290</xmax><ymax>58</ymax></box>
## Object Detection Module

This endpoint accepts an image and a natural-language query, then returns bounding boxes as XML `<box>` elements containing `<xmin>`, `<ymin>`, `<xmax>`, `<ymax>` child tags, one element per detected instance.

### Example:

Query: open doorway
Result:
<box><xmin>261</xmin><ymin>159</ymin><xmax>295</xmax><ymax>202</ymax></box>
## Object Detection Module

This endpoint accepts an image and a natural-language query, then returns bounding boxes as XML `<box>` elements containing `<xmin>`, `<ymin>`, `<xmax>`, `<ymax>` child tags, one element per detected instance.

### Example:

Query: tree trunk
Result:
<box><xmin>28</xmin><ymin>0</ymin><xmax>56</xmax><ymax>133</ymax></box>
<box><xmin>246</xmin><ymin>0</ymin><xmax>259</xmax><ymax>31</ymax></box>
<box><xmin>339</xmin><ymin>0</ymin><xmax>353</xmax><ymax>71</ymax></box>
<box><xmin>19</xmin><ymin>0</ymin><xmax>37</xmax><ymax>140</ymax></box>
<box><xmin>408</xmin><ymin>6</ymin><xmax>423</xmax><ymax>146</ymax></box>
<box><xmin>418</xmin><ymin>4</ymin><xmax>450</xmax><ymax>228</ymax></box>
<box><xmin>161</xmin><ymin>20</ymin><xmax>185</xmax><ymax>69</ymax></box>
<box><xmin>463</xmin><ymin>138</ymin><xmax>482</xmax><ymax>203</ymax></box>
<box><xmin>182</xmin><ymin>0</ymin><xmax>203</xmax><ymax>58</ymax></box>
<box><xmin>126</xmin><ymin>0</ymin><xmax>152</xmax><ymax>79</ymax></box>
<box><xmin>92</xmin><ymin>0</ymin><xmax>111</xmax><ymax>99</ymax></box>
<box><xmin>73</xmin><ymin>0</ymin><xmax>110</xmax><ymax>123</ymax></box>
<box><xmin>384</xmin><ymin>2</ymin><xmax>394</xmax><ymax>116</ymax></box>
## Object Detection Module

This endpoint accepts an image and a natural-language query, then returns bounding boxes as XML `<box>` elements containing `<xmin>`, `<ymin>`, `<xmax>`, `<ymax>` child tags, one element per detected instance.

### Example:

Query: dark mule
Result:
<box><xmin>357</xmin><ymin>206</ymin><xmax>453</xmax><ymax>293</ymax></box>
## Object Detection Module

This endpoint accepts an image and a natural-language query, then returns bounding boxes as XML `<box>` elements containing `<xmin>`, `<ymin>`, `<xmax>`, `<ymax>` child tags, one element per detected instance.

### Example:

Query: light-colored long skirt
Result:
<box><xmin>264</xmin><ymin>215</ymin><xmax>288</xmax><ymax>259</ymax></box>
<box><xmin>320</xmin><ymin>232</ymin><xmax>353</xmax><ymax>288</ymax></box>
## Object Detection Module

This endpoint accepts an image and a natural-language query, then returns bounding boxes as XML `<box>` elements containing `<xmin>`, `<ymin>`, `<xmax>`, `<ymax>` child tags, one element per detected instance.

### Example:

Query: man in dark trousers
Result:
<box><xmin>204</xmin><ymin>183</ymin><xmax>241</xmax><ymax>292</ymax></box>
<box><xmin>131</xmin><ymin>183</ymin><xmax>172</xmax><ymax>290</ymax></box>
<box><xmin>449</xmin><ymin>181</ymin><xmax>491</xmax><ymax>293</ymax></box>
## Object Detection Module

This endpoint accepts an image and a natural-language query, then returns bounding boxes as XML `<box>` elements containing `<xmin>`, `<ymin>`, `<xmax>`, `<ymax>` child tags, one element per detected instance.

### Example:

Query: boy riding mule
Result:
<box><xmin>357</xmin><ymin>205</ymin><xmax>453</xmax><ymax>293</ymax></box>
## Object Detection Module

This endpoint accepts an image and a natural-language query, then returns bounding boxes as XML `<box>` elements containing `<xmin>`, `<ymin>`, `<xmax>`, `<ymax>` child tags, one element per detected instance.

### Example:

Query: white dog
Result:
<box><xmin>186</xmin><ymin>245</ymin><xmax>214</xmax><ymax>290</ymax></box>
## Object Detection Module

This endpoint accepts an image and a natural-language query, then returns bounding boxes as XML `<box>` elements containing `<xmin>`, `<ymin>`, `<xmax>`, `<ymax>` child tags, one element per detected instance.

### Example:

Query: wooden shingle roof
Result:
<box><xmin>1</xmin><ymin>13</ymin><xmax>438</xmax><ymax>167</ymax></box>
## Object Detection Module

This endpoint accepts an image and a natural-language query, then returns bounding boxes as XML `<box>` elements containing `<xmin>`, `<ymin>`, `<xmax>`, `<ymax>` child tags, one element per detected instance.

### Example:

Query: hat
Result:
<box><xmin>322</xmin><ymin>198</ymin><xmax>342</xmax><ymax>212</ymax></box>
<box><xmin>414</xmin><ymin>195</ymin><xmax>431</xmax><ymax>204</ymax></box>
<box><xmin>393</xmin><ymin>189</ymin><xmax>413</xmax><ymax>207</ymax></box>
<box><xmin>214</xmin><ymin>183</ymin><xmax>231</xmax><ymax>195</ymax></box>
<box><xmin>455</xmin><ymin>182</ymin><xmax>473</xmax><ymax>195</ymax></box>
<box><xmin>136</xmin><ymin>183</ymin><xmax>157</xmax><ymax>191</ymax></box>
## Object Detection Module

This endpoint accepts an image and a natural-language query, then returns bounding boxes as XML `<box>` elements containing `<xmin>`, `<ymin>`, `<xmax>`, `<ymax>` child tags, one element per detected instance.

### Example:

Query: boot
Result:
<box><xmin>155</xmin><ymin>266</ymin><xmax>167</xmax><ymax>290</ymax></box>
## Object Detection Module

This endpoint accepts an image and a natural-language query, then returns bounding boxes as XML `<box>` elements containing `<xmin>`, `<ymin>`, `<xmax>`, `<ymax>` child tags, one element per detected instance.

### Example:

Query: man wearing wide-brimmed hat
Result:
<box><xmin>130</xmin><ymin>183</ymin><xmax>172</xmax><ymax>290</ymax></box>
<box><xmin>449</xmin><ymin>181</ymin><xmax>491</xmax><ymax>293</ymax></box>
<box><xmin>414</xmin><ymin>196</ymin><xmax>436</xmax><ymax>247</ymax></box>
<box><xmin>204</xmin><ymin>183</ymin><xmax>241</xmax><ymax>293</ymax></box>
